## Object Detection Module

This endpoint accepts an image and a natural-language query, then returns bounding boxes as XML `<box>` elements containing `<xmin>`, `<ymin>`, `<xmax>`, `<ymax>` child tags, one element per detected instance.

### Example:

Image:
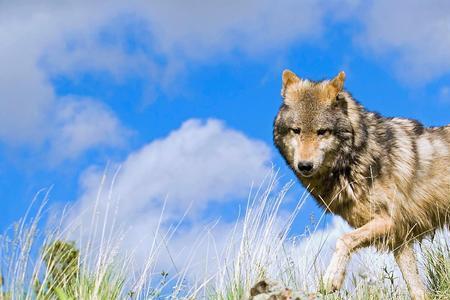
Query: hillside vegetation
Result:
<box><xmin>1</xmin><ymin>178</ymin><xmax>449</xmax><ymax>300</ymax></box>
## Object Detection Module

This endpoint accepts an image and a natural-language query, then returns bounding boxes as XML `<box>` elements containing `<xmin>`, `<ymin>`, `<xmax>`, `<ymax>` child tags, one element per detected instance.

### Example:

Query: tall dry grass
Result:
<box><xmin>0</xmin><ymin>172</ymin><xmax>449</xmax><ymax>299</ymax></box>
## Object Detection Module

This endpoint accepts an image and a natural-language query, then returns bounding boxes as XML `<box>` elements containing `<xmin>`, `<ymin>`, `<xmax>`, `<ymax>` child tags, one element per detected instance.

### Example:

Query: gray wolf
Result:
<box><xmin>273</xmin><ymin>69</ymin><xmax>450</xmax><ymax>300</ymax></box>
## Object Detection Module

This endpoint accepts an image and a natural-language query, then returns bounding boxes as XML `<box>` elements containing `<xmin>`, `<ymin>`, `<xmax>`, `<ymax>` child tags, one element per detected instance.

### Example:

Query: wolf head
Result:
<box><xmin>274</xmin><ymin>70</ymin><xmax>355</xmax><ymax>178</ymax></box>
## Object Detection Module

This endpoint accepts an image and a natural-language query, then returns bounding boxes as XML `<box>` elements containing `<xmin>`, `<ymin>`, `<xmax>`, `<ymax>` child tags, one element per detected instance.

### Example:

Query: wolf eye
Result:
<box><xmin>317</xmin><ymin>129</ymin><xmax>331</xmax><ymax>136</ymax></box>
<box><xmin>290</xmin><ymin>128</ymin><xmax>301</xmax><ymax>134</ymax></box>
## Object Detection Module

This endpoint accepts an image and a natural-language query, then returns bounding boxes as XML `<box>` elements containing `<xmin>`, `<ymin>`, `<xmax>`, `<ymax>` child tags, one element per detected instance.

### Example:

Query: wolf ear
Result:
<box><xmin>281</xmin><ymin>69</ymin><xmax>300</xmax><ymax>98</ymax></box>
<box><xmin>330</xmin><ymin>71</ymin><xmax>346</xmax><ymax>92</ymax></box>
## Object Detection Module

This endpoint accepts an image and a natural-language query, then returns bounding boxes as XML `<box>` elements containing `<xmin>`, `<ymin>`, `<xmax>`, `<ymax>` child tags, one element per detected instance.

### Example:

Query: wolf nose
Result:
<box><xmin>298</xmin><ymin>161</ymin><xmax>314</xmax><ymax>173</ymax></box>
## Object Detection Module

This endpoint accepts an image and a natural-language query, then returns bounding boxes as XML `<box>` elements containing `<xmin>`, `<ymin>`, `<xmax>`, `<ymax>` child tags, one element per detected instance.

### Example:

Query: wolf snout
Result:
<box><xmin>297</xmin><ymin>161</ymin><xmax>314</xmax><ymax>175</ymax></box>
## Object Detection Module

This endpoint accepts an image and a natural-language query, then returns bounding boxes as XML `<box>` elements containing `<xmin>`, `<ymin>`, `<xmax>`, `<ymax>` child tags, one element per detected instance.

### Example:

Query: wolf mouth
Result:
<box><xmin>298</xmin><ymin>170</ymin><xmax>315</xmax><ymax>177</ymax></box>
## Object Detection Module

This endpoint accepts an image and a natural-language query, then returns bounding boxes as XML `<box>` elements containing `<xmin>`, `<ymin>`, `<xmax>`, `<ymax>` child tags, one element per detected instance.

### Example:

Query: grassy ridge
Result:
<box><xmin>1</xmin><ymin>178</ymin><xmax>449</xmax><ymax>299</ymax></box>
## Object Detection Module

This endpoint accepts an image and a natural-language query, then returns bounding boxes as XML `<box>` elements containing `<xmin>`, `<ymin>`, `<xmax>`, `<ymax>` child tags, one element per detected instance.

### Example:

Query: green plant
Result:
<box><xmin>424</xmin><ymin>239</ymin><xmax>450</xmax><ymax>299</ymax></box>
<box><xmin>34</xmin><ymin>240</ymin><xmax>80</xmax><ymax>299</ymax></box>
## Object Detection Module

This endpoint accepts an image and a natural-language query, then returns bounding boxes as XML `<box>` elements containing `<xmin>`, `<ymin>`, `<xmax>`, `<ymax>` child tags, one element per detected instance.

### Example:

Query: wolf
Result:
<box><xmin>273</xmin><ymin>69</ymin><xmax>450</xmax><ymax>300</ymax></box>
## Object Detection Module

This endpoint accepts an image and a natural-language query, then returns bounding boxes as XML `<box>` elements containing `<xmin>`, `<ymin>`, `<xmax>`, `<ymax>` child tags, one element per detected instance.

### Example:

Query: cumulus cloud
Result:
<box><xmin>358</xmin><ymin>0</ymin><xmax>450</xmax><ymax>82</ymax></box>
<box><xmin>64</xmin><ymin>118</ymin><xmax>272</xmax><ymax>273</ymax></box>
<box><xmin>0</xmin><ymin>2</ymin><xmax>135</xmax><ymax>159</ymax></box>
<box><xmin>2</xmin><ymin>0</ymin><xmax>449</xmax><ymax>153</ymax></box>
<box><xmin>136</xmin><ymin>0</ymin><xmax>325</xmax><ymax>59</ymax></box>
<box><xmin>50</xmin><ymin>97</ymin><xmax>131</xmax><ymax>162</ymax></box>
<box><xmin>0</xmin><ymin>0</ymin><xmax>348</xmax><ymax>150</ymax></box>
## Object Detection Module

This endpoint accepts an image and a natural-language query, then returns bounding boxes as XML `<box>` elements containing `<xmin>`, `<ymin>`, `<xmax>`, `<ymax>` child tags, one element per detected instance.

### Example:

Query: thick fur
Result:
<box><xmin>273</xmin><ymin>70</ymin><xmax>450</xmax><ymax>299</ymax></box>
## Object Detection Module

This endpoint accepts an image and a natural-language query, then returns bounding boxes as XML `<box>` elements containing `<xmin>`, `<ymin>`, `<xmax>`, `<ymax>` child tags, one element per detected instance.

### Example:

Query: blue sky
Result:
<box><xmin>0</xmin><ymin>1</ymin><xmax>449</xmax><ymax>269</ymax></box>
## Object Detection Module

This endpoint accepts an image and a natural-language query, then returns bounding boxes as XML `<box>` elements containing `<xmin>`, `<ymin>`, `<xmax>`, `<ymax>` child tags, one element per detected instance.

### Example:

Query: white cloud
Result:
<box><xmin>136</xmin><ymin>0</ymin><xmax>325</xmax><ymax>59</ymax></box>
<box><xmin>64</xmin><ymin>118</ymin><xmax>272</xmax><ymax>274</ymax></box>
<box><xmin>50</xmin><ymin>97</ymin><xmax>131</xmax><ymax>162</ymax></box>
<box><xmin>358</xmin><ymin>0</ymin><xmax>450</xmax><ymax>82</ymax></box>
<box><xmin>1</xmin><ymin>0</ymin><xmax>449</xmax><ymax>152</ymax></box>
<box><xmin>0</xmin><ymin>0</ymin><xmax>346</xmax><ymax>150</ymax></box>
<box><xmin>0</xmin><ymin>2</ymin><xmax>134</xmax><ymax>157</ymax></box>
<box><xmin>109</xmin><ymin>119</ymin><xmax>271</xmax><ymax>216</ymax></box>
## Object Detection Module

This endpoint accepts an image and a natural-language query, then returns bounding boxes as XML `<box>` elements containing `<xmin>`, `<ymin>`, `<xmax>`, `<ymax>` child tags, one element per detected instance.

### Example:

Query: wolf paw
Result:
<box><xmin>321</xmin><ymin>272</ymin><xmax>343</xmax><ymax>294</ymax></box>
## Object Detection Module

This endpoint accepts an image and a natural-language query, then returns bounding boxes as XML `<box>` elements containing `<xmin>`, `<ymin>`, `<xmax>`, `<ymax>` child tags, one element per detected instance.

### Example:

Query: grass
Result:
<box><xmin>0</xmin><ymin>185</ymin><xmax>198</xmax><ymax>300</ymax></box>
<box><xmin>424</xmin><ymin>237</ymin><xmax>450</xmax><ymax>299</ymax></box>
<box><xmin>1</xmin><ymin>174</ymin><xmax>450</xmax><ymax>299</ymax></box>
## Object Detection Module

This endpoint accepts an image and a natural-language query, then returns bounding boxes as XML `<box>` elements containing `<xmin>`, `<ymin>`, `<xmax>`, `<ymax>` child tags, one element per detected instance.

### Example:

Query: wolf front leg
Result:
<box><xmin>394</xmin><ymin>244</ymin><xmax>428</xmax><ymax>300</ymax></box>
<box><xmin>322</xmin><ymin>217</ymin><xmax>393</xmax><ymax>292</ymax></box>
